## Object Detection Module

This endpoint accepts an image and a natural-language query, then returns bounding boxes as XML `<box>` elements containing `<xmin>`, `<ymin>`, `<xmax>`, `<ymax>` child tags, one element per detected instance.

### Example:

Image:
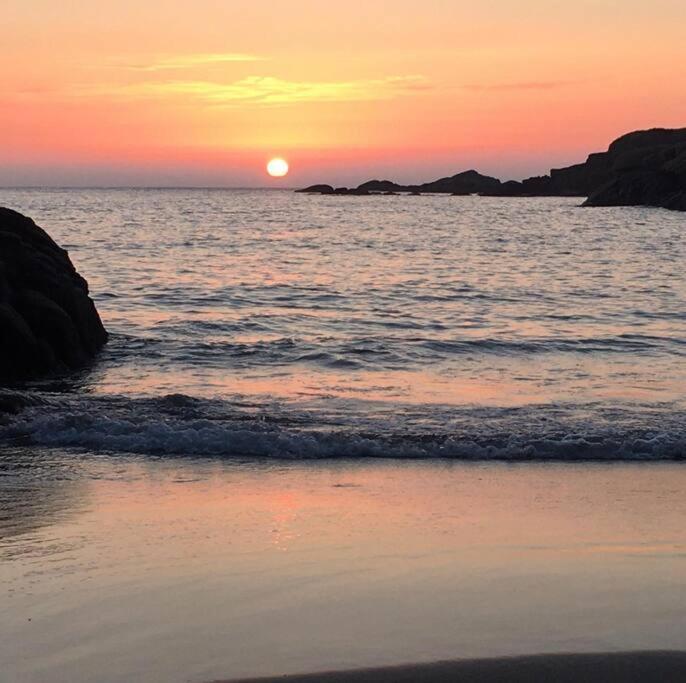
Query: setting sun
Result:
<box><xmin>267</xmin><ymin>158</ymin><xmax>289</xmax><ymax>178</ymax></box>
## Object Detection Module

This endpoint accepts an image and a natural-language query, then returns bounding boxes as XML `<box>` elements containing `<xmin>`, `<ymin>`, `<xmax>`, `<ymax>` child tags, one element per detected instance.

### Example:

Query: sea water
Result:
<box><xmin>0</xmin><ymin>189</ymin><xmax>684</xmax><ymax>459</ymax></box>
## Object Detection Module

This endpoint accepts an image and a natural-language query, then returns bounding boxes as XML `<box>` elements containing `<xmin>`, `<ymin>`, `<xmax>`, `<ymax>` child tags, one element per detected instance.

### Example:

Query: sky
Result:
<box><xmin>3</xmin><ymin>0</ymin><xmax>686</xmax><ymax>187</ymax></box>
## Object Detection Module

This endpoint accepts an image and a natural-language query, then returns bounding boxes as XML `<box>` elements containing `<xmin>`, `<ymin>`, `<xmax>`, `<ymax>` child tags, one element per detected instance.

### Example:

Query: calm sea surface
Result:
<box><xmin>1</xmin><ymin>189</ymin><xmax>686</xmax><ymax>682</ymax></box>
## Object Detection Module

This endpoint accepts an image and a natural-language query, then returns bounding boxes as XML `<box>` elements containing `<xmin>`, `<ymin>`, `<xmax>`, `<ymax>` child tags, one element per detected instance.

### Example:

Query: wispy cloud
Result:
<box><xmin>462</xmin><ymin>80</ymin><xmax>579</xmax><ymax>92</ymax></box>
<box><xmin>123</xmin><ymin>53</ymin><xmax>266</xmax><ymax>71</ymax></box>
<box><xmin>86</xmin><ymin>75</ymin><xmax>429</xmax><ymax>105</ymax></box>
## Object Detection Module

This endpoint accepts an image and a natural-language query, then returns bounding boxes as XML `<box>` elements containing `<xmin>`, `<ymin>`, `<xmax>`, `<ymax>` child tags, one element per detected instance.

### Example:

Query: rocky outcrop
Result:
<box><xmin>584</xmin><ymin>129</ymin><xmax>686</xmax><ymax>209</ymax></box>
<box><xmin>0</xmin><ymin>208</ymin><xmax>108</xmax><ymax>382</ymax></box>
<box><xmin>510</xmin><ymin>128</ymin><xmax>686</xmax><ymax>205</ymax></box>
<box><xmin>484</xmin><ymin>157</ymin><xmax>612</xmax><ymax>197</ymax></box>
<box><xmin>357</xmin><ymin>180</ymin><xmax>400</xmax><ymax>192</ymax></box>
<box><xmin>423</xmin><ymin>170</ymin><xmax>502</xmax><ymax>195</ymax></box>
<box><xmin>301</xmin><ymin>174</ymin><xmax>534</xmax><ymax>197</ymax></box>
<box><xmin>297</xmin><ymin>127</ymin><xmax>686</xmax><ymax>210</ymax></box>
<box><xmin>332</xmin><ymin>187</ymin><xmax>371</xmax><ymax>195</ymax></box>
<box><xmin>584</xmin><ymin>171</ymin><xmax>686</xmax><ymax>209</ymax></box>
<box><xmin>355</xmin><ymin>170</ymin><xmax>501</xmax><ymax>195</ymax></box>
<box><xmin>296</xmin><ymin>184</ymin><xmax>373</xmax><ymax>196</ymax></box>
<box><xmin>296</xmin><ymin>184</ymin><xmax>335</xmax><ymax>194</ymax></box>
<box><xmin>548</xmin><ymin>152</ymin><xmax>612</xmax><ymax>195</ymax></box>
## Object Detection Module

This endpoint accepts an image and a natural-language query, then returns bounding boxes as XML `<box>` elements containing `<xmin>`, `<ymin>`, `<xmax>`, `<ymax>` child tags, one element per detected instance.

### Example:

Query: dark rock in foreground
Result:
<box><xmin>0</xmin><ymin>208</ymin><xmax>108</xmax><ymax>382</ymax></box>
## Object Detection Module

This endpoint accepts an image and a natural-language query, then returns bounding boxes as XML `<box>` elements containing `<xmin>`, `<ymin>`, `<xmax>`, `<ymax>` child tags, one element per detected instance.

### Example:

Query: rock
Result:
<box><xmin>358</xmin><ymin>171</ymin><xmax>501</xmax><ymax>195</ymax></box>
<box><xmin>547</xmin><ymin>153</ymin><xmax>611</xmax><ymax>195</ymax></box>
<box><xmin>0</xmin><ymin>207</ymin><xmax>108</xmax><ymax>382</ymax></box>
<box><xmin>584</xmin><ymin>171</ymin><xmax>684</xmax><ymax>209</ymax></box>
<box><xmin>332</xmin><ymin>187</ymin><xmax>371</xmax><ymax>196</ymax></box>
<box><xmin>420</xmin><ymin>170</ymin><xmax>502</xmax><ymax>194</ymax></box>
<box><xmin>583</xmin><ymin>129</ymin><xmax>686</xmax><ymax>210</ymax></box>
<box><xmin>298</xmin><ymin>126</ymin><xmax>686</xmax><ymax>209</ymax></box>
<box><xmin>665</xmin><ymin>191</ymin><xmax>686</xmax><ymax>210</ymax></box>
<box><xmin>295</xmin><ymin>184</ymin><xmax>372</xmax><ymax>196</ymax></box>
<box><xmin>499</xmin><ymin>127</ymin><xmax>686</xmax><ymax>206</ymax></box>
<box><xmin>608</xmin><ymin>128</ymin><xmax>686</xmax><ymax>156</ymax></box>
<box><xmin>296</xmin><ymin>184</ymin><xmax>335</xmax><ymax>194</ymax></box>
<box><xmin>0</xmin><ymin>389</ymin><xmax>48</xmax><ymax>414</ymax></box>
<box><xmin>357</xmin><ymin>180</ymin><xmax>401</xmax><ymax>193</ymax></box>
<box><xmin>664</xmin><ymin>148</ymin><xmax>686</xmax><ymax>176</ymax></box>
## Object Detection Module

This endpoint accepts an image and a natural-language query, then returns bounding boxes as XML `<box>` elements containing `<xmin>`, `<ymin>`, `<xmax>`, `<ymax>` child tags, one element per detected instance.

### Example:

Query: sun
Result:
<box><xmin>267</xmin><ymin>158</ymin><xmax>289</xmax><ymax>178</ymax></box>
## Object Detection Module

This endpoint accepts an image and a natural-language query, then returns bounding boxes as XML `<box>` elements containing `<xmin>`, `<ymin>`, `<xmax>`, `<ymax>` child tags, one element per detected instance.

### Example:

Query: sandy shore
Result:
<box><xmin>222</xmin><ymin>651</ymin><xmax>686</xmax><ymax>682</ymax></box>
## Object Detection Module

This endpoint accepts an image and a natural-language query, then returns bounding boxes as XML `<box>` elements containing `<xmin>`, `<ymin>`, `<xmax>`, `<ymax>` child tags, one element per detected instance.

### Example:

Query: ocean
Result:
<box><xmin>1</xmin><ymin>189</ymin><xmax>686</xmax><ymax>683</ymax></box>
<box><xmin>0</xmin><ymin>188</ymin><xmax>684</xmax><ymax>460</ymax></box>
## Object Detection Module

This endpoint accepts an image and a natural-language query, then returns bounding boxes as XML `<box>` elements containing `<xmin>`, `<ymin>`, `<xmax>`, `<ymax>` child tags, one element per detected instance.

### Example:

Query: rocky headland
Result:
<box><xmin>582</xmin><ymin>128</ymin><xmax>686</xmax><ymax>210</ymax></box>
<box><xmin>297</xmin><ymin>127</ymin><xmax>686</xmax><ymax>211</ymax></box>
<box><xmin>0</xmin><ymin>207</ymin><xmax>108</xmax><ymax>383</ymax></box>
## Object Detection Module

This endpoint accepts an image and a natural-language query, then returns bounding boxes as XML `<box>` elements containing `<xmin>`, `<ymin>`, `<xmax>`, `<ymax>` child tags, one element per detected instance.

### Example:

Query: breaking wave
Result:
<box><xmin>1</xmin><ymin>391</ymin><xmax>684</xmax><ymax>461</ymax></box>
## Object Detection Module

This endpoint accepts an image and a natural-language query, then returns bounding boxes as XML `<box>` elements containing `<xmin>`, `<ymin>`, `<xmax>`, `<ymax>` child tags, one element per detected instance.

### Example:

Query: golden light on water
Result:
<box><xmin>267</xmin><ymin>158</ymin><xmax>289</xmax><ymax>177</ymax></box>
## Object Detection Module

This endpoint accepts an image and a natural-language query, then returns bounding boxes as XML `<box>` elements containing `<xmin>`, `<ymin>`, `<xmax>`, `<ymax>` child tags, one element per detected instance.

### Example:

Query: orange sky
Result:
<box><xmin>3</xmin><ymin>0</ymin><xmax>686</xmax><ymax>186</ymax></box>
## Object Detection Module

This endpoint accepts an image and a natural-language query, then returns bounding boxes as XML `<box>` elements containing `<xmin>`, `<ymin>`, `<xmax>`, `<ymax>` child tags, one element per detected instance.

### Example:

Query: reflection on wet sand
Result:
<box><xmin>2</xmin><ymin>457</ymin><xmax>686</xmax><ymax>683</ymax></box>
<box><xmin>0</xmin><ymin>448</ymin><xmax>89</xmax><ymax>544</ymax></box>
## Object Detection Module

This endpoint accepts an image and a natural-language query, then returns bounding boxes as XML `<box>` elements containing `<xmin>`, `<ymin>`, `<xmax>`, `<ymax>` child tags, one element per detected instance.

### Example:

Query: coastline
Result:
<box><xmin>220</xmin><ymin>651</ymin><xmax>686</xmax><ymax>682</ymax></box>
<box><xmin>295</xmin><ymin>127</ymin><xmax>686</xmax><ymax>211</ymax></box>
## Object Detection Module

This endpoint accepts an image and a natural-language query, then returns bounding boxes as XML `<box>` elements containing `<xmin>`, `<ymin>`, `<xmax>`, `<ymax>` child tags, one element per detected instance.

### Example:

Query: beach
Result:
<box><xmin>3</xmin><ymin>456</ymin><xmax>686</xmax><ymax>683</ymax></box>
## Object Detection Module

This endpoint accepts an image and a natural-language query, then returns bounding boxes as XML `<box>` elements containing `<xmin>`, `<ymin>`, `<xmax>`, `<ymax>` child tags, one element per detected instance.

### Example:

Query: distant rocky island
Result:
<box><xmin>297</xmin><ymin>127</ymin><xmax>686</xmax><ymax>211</ymax></box>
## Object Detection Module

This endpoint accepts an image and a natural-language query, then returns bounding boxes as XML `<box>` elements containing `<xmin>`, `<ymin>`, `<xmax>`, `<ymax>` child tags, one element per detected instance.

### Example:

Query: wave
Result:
<box><xmin>1</xmin><ymin>391</ymin><xmax>684</xmax><ymax>461</ymax></box>
<box><xmin>101</xmin><ymin>330</ymin><xmax>686</xmax><ymax>375</ymax></box>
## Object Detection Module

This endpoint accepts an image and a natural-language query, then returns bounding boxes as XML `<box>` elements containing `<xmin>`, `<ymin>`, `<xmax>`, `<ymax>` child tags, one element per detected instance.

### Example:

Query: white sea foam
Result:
<box><xmin>2</xmin><ymin>393</ymin><xmax>684</xmax><ymax>460</ymax></box>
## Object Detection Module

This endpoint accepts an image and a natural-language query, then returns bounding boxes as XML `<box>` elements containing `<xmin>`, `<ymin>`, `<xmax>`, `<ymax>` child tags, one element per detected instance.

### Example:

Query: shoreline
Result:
<box><xmin>220</xmin><ymin>651</ymin><xmax>686</xmax><ymax>682</ymax></box>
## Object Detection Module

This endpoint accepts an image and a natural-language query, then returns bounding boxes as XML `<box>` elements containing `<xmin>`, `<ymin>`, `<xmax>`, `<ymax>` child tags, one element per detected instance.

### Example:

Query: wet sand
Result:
<box><xmin>223</xmin><ymin>651</ymin><xmax>686</xmax><ymax>682</ymax></box>
<box><xmin>4</xmin><ymin>458</ymin><xmax>686</xmax><ymax>683</ymax></box>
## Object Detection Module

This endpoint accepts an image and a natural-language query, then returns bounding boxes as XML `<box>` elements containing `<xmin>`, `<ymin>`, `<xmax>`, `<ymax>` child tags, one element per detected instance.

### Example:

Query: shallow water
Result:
<box><xmin>0</xmin><ymin>189</ymin><xmax>684</xmax><ymax>459</ymax></box>
<box><xmin>2</xmin><ymin>455</ymin><xmax>686</xmax><ymax>683</ymax></box>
